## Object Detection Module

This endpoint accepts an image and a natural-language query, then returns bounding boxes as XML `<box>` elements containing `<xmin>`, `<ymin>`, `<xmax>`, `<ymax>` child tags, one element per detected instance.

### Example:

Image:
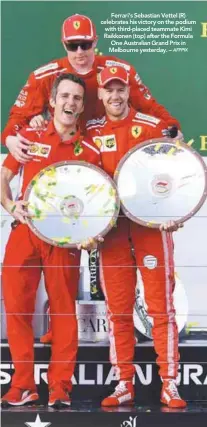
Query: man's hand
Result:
<box><xmin>76</xmin><ymin>235</ymin><xmax>104</xmax><ymax>251</ymax></box>
<box><xmin>7</xmin><ymin>200</ymin><xmax>30</xmax><ymax>224</ymax></box>
<box><xmin>6</xmin><ymin>134</ymin><xmax>32</xmax><ymax>164</ymax></box>
<box><xmin>173</xmin><ymin>129</ymin><xmax>184</xmax><ymax>143</ymax></box>
<box><xmin>29</xmin><ymin>115</ymin><xmax>47</xmax><ymax>129</ymax></box>
<box><xmin>167</xmin><ymin>126</ymin><xmax>184</xmax><ymax>142</ymax></box>
<box><xmin>159</xmin><ymin>220</ymin><xmax>184</xmax><ymax>232</ymax></box>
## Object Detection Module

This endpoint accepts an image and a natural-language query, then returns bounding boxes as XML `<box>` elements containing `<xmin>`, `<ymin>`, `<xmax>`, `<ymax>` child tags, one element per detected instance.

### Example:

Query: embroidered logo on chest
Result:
<box><xmin>131</xmin><ymin>126</ymin><xmax>142</xmax><ymax>139</ymax></box>
<box><xmin>93</xmin><ymin>137</ymin><xmax>103</xmax><ymax>149</ymax></box>
<box><xmin>93</xmin><ymin>135</ymin><xmax>117</xmax><ymax>152</ymax></box>
<box><xmin>103</xmin><ymin>135</ymin><xmax>117</xmax><ymax>152</ymax></box>
<box><xmin>74</xmin><ymin>140</ymin><xmax>83</xmax><ymax>156</ymax></box>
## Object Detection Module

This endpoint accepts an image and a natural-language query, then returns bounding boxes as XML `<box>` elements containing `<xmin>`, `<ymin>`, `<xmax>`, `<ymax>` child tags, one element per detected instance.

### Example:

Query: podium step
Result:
<box><xmin>1</xmin><ymin>403</ymin><xmax>207</xmax><ymax>427</ymax></box>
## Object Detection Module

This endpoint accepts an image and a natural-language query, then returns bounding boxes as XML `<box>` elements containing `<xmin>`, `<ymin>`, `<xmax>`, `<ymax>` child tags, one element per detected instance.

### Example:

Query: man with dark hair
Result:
<box><xmin>0</xmin><ymin>74</ymin><xmax>101</xmax><ymax>409</ymax></box>
<box><xmin>50</xmin><ymin>73</ymin><xmax>86</xmax><ymax>101</ymax></box>
<box><xmin>2</xmin><ymin>14</ymin><xmax>181</xmax><ymax>163</ymax></box>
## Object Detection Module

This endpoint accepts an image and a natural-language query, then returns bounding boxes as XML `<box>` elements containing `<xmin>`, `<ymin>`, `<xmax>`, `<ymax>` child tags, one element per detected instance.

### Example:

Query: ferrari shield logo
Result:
<box><xmin>73</xmin><ymin>21</ymin><xmax>80</xmax><ymax>30</ymax></box>
<box><xmin>110</xmin><ymin>67</ymin><xmax>117</xmax><ymax>74</ymax></box>
<box><xmin>131</xmin><ymin>126</ymin><xmax>142</xmax><ymax>138</ymax></box>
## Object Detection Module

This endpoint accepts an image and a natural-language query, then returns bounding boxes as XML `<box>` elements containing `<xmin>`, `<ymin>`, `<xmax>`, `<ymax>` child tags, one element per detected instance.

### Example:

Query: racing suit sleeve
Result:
<box><xmin>144</xmin><ymin>118</ymin><xmax>172</xmax><ymax>140</ymax></box>
<box><xmin>2</xmin><ymin>153</ymin><xmax>21</xmax><ymax>176</ymax></box>
<box><xmin>128</xmin><ymin>65</ymin><xmax>181</xmax><ymax>129</ymax></box>
<box><xmin>2</xmin><ymin>72</ymin><xmax>47</xmax><ymax>144</ymax></box>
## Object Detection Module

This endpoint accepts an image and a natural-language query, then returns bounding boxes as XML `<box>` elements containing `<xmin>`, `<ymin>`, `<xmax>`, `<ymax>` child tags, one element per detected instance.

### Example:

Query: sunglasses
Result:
<box><xmin>65</xmin><ymin>41</ymin><xmax>93</xmax><ymax>52</ymax></box>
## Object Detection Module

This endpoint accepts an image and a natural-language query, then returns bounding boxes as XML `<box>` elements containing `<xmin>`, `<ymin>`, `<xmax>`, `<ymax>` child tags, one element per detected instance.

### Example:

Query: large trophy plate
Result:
<box><xmin>24</xmin><ymin>161</ymin><xmax>120</xmax><ymax>247</ymax></box>
<box><xmin>114</xmin><ymin>138</ymin><xmax>207</xmax><ymax>227</ymax></box>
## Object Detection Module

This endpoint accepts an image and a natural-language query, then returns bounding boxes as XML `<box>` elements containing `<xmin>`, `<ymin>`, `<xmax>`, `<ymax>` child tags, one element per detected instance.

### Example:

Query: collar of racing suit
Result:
<box><xmin>63</xmin><ymin>55</ymin><xmax>98</xmax><ymax>78</ymax></box>
<box><xmin>105</xmin><ymin>107</ymin><xmax>136</xmax><ymax>129</ymax></box>
<box><xmin>46</xmin><ymin>120</ymin><xmax>81</xmax><ymax>145</ymax></box>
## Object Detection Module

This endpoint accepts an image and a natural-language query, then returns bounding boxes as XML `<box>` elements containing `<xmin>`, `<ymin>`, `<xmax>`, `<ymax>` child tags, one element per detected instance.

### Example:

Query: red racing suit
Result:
<box><xmin>2</xmin><ymin>55</ymin><xmax>180</xmax><ymax>143</ymax></box>
<box><xmin>86</xmin><ymin>109</ymin><xmax>179</xmax><ymax>380</ymax></box>
<box><xmin>2</xmin><ymin>122</ymin><xmax>100</xmax><ymax>391</ymax></box>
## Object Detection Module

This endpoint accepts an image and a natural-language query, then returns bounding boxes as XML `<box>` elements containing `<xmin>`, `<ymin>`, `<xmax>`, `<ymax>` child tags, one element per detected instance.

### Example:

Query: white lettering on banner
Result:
<box><xmin>97</xmin><ymin>364</ymin><xmax>104</xmax><ymax>385</ymax></box>
<box><xmin>177</xmin><ymin>364</ymin><xmax>207</xmax><ymax>385</ymax></box>
<box><xmin>34</xmin><ymin>364</ymin><xmax>48</xmax><ymax>384</ymax></box>
<box><xmin>79</xmin><ymin>364</ymin><xmax>95</xmax><ymax>385</ymax></box>
<box><xmin>0</xmin><ymin>364</ymin><xmax>11</xmax><ymax>384</ymax></box>
<box><xmin>0</xmin><ymin>363</ymin><xmax>151</xmax><ymax>385</ymax></box>
<box><xmin>134</xmin><ymin>364</ymin><xmax>152</xmax><ymax>385</ymax></box>
<box><xmin>1</xmin><ymin>363</ymin><xmax>207</xmax><ymax>386</ymax></box>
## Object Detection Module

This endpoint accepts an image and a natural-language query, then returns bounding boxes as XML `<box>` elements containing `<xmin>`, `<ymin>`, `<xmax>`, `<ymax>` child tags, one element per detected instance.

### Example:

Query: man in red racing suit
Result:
<box><xmin>0</xmin><ymin>74</ymin><xmax>101</xmax><ymax>409</ymax></box>
<box><xmin>2</xmin><ymin>14</ymin><xmax>180</xmax><ymax>163</ymax></box>
<box><xmin>86</xmin><ymin>66</ymin><xmax>186</xmax><ymax>409</ymax></box>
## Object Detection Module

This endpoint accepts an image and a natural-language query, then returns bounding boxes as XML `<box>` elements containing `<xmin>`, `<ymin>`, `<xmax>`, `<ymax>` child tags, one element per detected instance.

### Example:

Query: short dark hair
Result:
<box><xmin>50</xmin><ymin>73</ymin><xmax>86</xmax><ymax>101</ymax></box>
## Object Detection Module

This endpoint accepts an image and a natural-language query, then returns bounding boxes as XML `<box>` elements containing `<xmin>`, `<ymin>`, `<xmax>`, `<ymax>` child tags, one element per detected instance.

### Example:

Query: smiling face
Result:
<box><xmin>50</xmin><ymin>79</ymin><xmax>84</xmax><ymax>129</ymax></box>
<box><xmin>98</xmin><ymin>80</ymin><xmax>130</xmax><ymax>121</ymax></box>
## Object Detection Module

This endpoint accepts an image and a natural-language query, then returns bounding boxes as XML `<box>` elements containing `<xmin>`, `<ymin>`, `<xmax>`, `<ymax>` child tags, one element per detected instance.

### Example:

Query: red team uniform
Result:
<box><xmin>2</xmin><ymin>123</ymin><xmax>100</xmax><ymax>396</ymax></box>
<box><xmin>86</xmin><ymin>107</ymin><xmax>178</xmax><ymax>382</ymax></box>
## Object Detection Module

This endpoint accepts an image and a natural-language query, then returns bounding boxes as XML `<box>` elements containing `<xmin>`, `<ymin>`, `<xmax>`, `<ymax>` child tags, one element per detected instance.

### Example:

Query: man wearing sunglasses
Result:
<box><xmin>2</xmin><ymin>14</ymin><xmax>181</xmax><ymax>163</ymax></box>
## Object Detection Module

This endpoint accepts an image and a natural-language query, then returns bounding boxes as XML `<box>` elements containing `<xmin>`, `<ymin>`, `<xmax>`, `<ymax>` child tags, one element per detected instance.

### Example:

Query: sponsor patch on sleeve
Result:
<box><xmin>135</xmin><ymin>112</ymin><xmax>160</xmax><ymax>125</ymax></box>
<box><xmin>144</xmin><ymin>93</ymin><xmax>151</xmax><ymax>100</ymax></box>
<box><xmin>14</xmin><ymin>90</ymin><xmax>28</xmax><ymax>107</ymax></box>
<box><xmin>34</xmin><ymin>62</ymin><xmax>59</xmax><ymax>76</ymax></box>
<box><xmin>134</xmin><ymin>73</ymin><xmax>142</xmax><ymax>83</ymax></box>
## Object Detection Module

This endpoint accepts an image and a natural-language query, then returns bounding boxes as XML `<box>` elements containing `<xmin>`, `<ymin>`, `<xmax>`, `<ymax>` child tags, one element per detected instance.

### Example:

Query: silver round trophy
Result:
<box><xmin>114</xmin><ymin>138</ymin><xmax>207</xmax><ymax>227</ymax></box>
<box><xmin>24</xmin><ymin>161</ymin><xmax>120</xmax><ymax>247</ymax></box>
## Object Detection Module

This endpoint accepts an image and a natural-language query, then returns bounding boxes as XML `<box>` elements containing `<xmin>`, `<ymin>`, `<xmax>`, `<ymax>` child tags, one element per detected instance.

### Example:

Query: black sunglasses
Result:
<box><xmin>65</xmin><ymin>41</ymin><xmax>93</xmax><ymax>52</ymax></box>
